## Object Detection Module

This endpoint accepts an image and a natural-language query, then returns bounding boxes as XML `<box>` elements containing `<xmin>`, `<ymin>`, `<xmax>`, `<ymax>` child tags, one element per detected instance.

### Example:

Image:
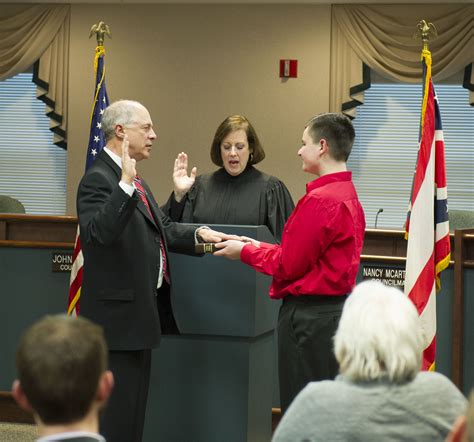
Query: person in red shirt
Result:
<box><xmin>215</xmin><ymin>113</ymin><xmax>366</xmax><ymax>413</ymax></box>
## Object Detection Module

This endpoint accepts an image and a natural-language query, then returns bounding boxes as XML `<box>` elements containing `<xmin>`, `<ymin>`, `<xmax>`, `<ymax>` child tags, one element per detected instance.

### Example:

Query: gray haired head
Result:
<box><xmin>102</xmin><ymin>100</ymin><xmax>146</xmax><ymax>141</ymax></box>
<box><xmin>334</xmin><ymin>280</ymin><xmax>424</xmax><ymax>383</ymax></box>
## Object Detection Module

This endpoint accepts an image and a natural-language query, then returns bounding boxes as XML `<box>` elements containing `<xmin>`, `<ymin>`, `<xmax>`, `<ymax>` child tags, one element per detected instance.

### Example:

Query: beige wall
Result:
<box><xmin>67</xmin><ymin>4</ymin><xmax>331</xmax><ymax>214</ymax></box>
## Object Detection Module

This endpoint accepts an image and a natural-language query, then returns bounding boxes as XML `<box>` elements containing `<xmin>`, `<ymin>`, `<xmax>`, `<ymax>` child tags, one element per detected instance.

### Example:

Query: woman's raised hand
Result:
<box><xmin>173</xmin><ymin>152</ymin><xmax>197</xmax><ymax>202</ymax></box>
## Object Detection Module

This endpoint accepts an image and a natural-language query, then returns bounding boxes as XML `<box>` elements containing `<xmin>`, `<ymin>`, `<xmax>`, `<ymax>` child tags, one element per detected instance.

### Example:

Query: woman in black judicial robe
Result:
<box><xmin>162</xmin><ymin>115</ymin><xmax>294</xmax><ymax>242</ymax></box>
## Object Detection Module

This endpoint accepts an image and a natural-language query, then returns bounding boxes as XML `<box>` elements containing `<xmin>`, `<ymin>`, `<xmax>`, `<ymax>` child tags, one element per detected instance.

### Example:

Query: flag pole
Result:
<box><xmin>414</xmin><ymin>21</ymin><xmax>437</xmax><ymax>131</ymax></box>
<box><xmin>405</xmin><ymin>19</ymin><xmax>450</xmax><ymax>372</ymax></box>
<box><xmin>67</xmin><ymin>22</ymin><xmax>112</xmax><ymax>316</ymax></box>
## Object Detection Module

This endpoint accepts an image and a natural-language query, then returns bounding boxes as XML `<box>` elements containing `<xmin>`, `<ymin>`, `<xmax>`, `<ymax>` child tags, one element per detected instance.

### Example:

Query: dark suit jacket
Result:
<box><xmin>77</xmin><ymin>150</ymin><xmax>197</xmax><ymax>351</ymax></box>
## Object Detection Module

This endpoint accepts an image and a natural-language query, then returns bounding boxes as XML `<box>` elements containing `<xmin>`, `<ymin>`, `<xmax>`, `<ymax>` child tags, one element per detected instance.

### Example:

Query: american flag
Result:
<box><xmin>404</xmin><ymin>49</ymin><xmax>450</xmax><ymax>371</ymax></box>
<box><xmin>67</xmin><ymin>46</ymin><xmax>109</xmax><ymax>315</ymax></box>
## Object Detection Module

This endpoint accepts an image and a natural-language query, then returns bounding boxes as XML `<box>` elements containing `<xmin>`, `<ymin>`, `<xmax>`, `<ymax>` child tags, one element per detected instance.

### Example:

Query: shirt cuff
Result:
<box><xmin>240</xmin><ymin>242</ymin><xmax>258</xmax><ymax>265</ymax></box>
<box><xmin>119</xmin><ymin>180</ymin><xmax>135</xmax><ymax>196</ymax></box>
<box><xmin>195</xmin><ymin>226</ymin><xmax>210</xmax><ymax>244</ymax></box>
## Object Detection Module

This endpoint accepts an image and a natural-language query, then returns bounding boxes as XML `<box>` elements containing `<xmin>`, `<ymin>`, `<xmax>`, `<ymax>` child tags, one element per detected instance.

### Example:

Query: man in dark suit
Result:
<box><xmin>77</xmin><ymin>100</ymin><xmax>230</xmax><ymax>442</ymax></box>
<box><xmin>12</xmin><ymin>314</ymin><xmax>113</xmax><ymax>442</ymax></box>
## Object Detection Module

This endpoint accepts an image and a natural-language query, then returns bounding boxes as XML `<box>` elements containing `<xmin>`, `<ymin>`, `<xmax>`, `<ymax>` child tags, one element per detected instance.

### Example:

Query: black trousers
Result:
<box><xmin>100</xmin><ymin>349</ymin><xmax>152</xmax><ymax>442</ymax></box>
<box><xmin>278</xmin><ymin>295</ymin><xmax>347</xmax><ymax>414</ymax></box>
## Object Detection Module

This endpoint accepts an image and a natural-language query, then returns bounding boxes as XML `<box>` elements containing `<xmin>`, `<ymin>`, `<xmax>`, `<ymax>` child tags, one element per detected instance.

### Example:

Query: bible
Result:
<box><xmin>195</xmin><ymin>243</ymin><xmax>218</xmax><ymax>254</ymax></box>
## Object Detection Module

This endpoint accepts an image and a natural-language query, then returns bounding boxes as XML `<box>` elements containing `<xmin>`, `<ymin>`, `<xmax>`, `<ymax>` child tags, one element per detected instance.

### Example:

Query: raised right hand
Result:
<box><xmin>173</xmin><ymin>152</ymin><xmax>197</xmax><ymax>202</ymax></box>
<box><xmin>121</xmin><ymin>135</ymin><xmax>136</xmax><ymax>184</ymax></box>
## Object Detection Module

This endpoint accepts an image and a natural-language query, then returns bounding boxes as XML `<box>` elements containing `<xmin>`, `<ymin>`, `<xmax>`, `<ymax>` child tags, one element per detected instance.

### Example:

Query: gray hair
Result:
<box><xmin>102</xmin><ymin>100</ymin><xmax>145</xmax><ymax>141</ymax></box>
<box><xmin>334</xmin><ymin>280</ymin><xmax>424</xmax><ymax>383</ymax></box>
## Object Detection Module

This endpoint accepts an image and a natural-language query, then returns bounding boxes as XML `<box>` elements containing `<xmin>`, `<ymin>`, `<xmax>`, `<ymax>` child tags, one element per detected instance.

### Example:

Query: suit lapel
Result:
<box><xmin>96</xmin><ymin>149</ymin><xmax>121</xmax><ymax>178</ymax></box>
<box><xmin>140</xmin><ymin>179</ymin><xmax>166</xmax><ymax>235</ymax></box>
<box><xmin>135</xmin><ymin>177</ymin><xmax>160</xmax><ymax>230</ymax></box>
<box><xmin>137</xmin><ymin>197</ymin><xmax>158</xmax><ymax>228</ymax></box>
<box><xmin>98</xmin><ymin>151</ymin><xmax>159</xmax><ymax>230</ymax></box>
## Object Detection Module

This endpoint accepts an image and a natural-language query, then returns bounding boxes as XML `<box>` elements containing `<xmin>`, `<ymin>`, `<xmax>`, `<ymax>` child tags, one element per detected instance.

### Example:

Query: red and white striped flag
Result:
<box><xmin>67</xmin><ymin>46</ymin><xmax>109</xmax><ymax>315</ymax></box>
<box><xmin>404</xmin><ymin>49</ymin><xmax>451</xmax><ymax>371</ymax></box>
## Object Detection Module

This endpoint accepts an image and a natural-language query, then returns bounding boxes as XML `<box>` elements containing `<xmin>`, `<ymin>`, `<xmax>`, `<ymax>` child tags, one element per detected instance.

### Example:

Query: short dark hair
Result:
<box><xmin>306</xmin><ymin>113</ymin><xmax>355</xmax><ymax>162</ymax></box>
<box><xmin>210</xmin><ymin>115</ymin><xmax>265</xmax><ymax>167</ymax></box>
<box><xmin>16</xmin><ymin>315</ymin><xmax>107</xmax><ymax>425</ymax></box>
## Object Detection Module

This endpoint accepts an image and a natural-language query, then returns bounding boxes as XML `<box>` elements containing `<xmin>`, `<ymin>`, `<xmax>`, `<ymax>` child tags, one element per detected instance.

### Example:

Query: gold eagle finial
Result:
<box><xmin>414</xmin><ymin>20</ymin><xmax>437</xmax><ymax>51</ymax></box>
<box><xmin>89</xmin><ymin>21</ymin><xmax>112</xmax><ymax>46</ymax></box>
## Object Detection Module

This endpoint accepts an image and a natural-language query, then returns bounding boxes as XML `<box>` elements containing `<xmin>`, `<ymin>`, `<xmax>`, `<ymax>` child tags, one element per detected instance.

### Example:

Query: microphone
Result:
<box><xmin>375</xmin><ymin>208</ymin><xmax>383</xmax><ymax>229</ymax></box>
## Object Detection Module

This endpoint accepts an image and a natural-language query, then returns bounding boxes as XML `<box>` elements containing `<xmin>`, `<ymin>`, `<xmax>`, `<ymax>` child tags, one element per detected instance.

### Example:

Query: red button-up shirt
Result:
<box><xmin>241</xmin><ymin>171</ymin><xmax>365</xmax><ymax>299</ymax></box>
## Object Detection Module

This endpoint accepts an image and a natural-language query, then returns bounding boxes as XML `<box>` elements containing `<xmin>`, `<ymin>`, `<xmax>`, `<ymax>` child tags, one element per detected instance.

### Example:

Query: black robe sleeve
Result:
<box><xmin>264</xmin><ymin>178</ymin><xmax>295</xmax><ymax>243</ymax></box>
<box><xmin>160</xmin><ymin>169</ymin><xmax>294</xmax><ymax>244</ymax></box>
<box><xmin>162</xmin><ymin>191</ymin><xmax>187</xmax><ymax>222</ymax></box>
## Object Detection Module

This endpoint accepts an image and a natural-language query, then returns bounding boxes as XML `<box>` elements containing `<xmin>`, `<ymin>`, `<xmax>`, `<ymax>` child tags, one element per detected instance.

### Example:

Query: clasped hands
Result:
<box><xmin>196</xmin><ymin>228</ymin><xmax>259</xmax><ymax>260</ymax></box>
<box><xmin>213</xmin><ymin>236</ymin><xmax>260</xmax><ymax>260</ymax></box>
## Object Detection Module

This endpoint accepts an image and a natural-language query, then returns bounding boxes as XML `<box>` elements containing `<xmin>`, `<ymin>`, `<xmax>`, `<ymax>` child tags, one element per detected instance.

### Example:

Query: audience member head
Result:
<box><xmin>12</xmin><ymin>314</ymin><xmax>113</xmax><ymax>429</ymax></box>
<box><xmin>447</xmin><ymin>391</ymin><xmax>474</xmax><ymax>442</ymax></box>
<box><xmin>305</xmin><ymin>113</ymin><xmax>355</xmax><ymax>162</ymax></box>
<box><xmin>210</xmin><ymin>115</ymin><xmax>265</xmax><ymax>175</ymax></box>
<box><xmin>334</xmin><ymin>280</ymin><xmax>424</xmax><ymax>383</ymax></box>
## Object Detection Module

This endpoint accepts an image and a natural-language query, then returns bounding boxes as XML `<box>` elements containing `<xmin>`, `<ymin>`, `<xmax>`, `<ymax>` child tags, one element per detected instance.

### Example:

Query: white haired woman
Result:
<box><xmin>272</xmin><ymin>280</ymin><xmax>467</xmax><ymax>442</ymax></box>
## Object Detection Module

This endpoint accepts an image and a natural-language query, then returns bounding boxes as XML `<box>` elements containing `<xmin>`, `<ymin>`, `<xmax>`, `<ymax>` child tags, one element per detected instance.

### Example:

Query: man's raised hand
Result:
<box><xmin>121</xmin><ymin>135</ymin><xmax>136</xmax><ymax>184</ymax></box>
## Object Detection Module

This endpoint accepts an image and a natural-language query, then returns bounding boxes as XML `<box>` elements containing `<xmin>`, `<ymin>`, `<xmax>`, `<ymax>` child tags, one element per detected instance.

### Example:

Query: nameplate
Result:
<box><xmin>52</xmin><ymin>252</ymin><xmax>73</xmax><ymax>272</ymax></box>
<box><xmin>362</xmin><ymin>265</ymin><xmax>406</xmax><ymax>290</ymax></box>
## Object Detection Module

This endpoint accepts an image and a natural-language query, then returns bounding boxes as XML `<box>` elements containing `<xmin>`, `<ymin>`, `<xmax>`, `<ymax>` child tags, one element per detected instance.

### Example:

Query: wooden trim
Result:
<box><xmin>451</xmin><ymin>228</ymin><xmax>474</xmax><ymax>389</ymax></box>
<box><xmin>0</xmin><ymin>214</ymin><xmax>76</xmax><ymax>223</ymax></box>
<box><xmin>272</xmin><ymin>407</ymin><xmax>281</xmax><ymax>433</ymax></box>
<box><xmin>0</xmin><ymin>218</ymin><xmax>472</xmax><ymax>262</ymax></box>
<box><xmin>0</xmin><ymin>221</ymin><xmax>5</xmax><ymax>240</ymax></box>
<box><xmin>0</xmin><ymin>240</ymin><xmax>74</xmax><ymax>249</ymax></box>
<box><xmin>360</xmin><ymin>255</ymin><xmax>407</xmax><ymax>264</ymax></box>
<box><xmin>0</xmin><ymin>214</ymin><xmax>77</xmax><ymax>244</ymax></box>
<box><xmin>465</xmin><ymin>260</ymin><xmax>474</xmax><ymax>269</ymax></box>
<box><xmin>361</xmin><ymin>255</ymin><xmax>457</xmax><ymax>268</ymax></box>
<box><xmin>365</xmin><ymin>228</ymin><xmax>406</xmax><ymax>237</ymax></box>
<box><xmin>452</xmin><ymin>230</ymin><xmax>465</xmax><ymax>388</ymax></box>
<box><xmin>0</xmin><ymin>391</ymin><xmax>34</xmax><ymax>424</ymax></box>
<box><xmin>361</xmin><ymin>255</ymin><xmax>406</xmax><ymax>263</ymax></box>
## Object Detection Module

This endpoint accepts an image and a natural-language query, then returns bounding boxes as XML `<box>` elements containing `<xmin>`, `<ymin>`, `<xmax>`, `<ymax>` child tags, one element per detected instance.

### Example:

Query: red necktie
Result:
<box><xmin>134</xmin><ymin>176</ymin><xmax>170</xmax><ymax>284</ymax></box>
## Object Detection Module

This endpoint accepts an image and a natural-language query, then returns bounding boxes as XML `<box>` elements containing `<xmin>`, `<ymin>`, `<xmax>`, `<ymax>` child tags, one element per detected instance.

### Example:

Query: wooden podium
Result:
<box><xmin>143</xmin><ymin>225</ymin><xmax>280</xmax><ymax>442</ymax></box>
